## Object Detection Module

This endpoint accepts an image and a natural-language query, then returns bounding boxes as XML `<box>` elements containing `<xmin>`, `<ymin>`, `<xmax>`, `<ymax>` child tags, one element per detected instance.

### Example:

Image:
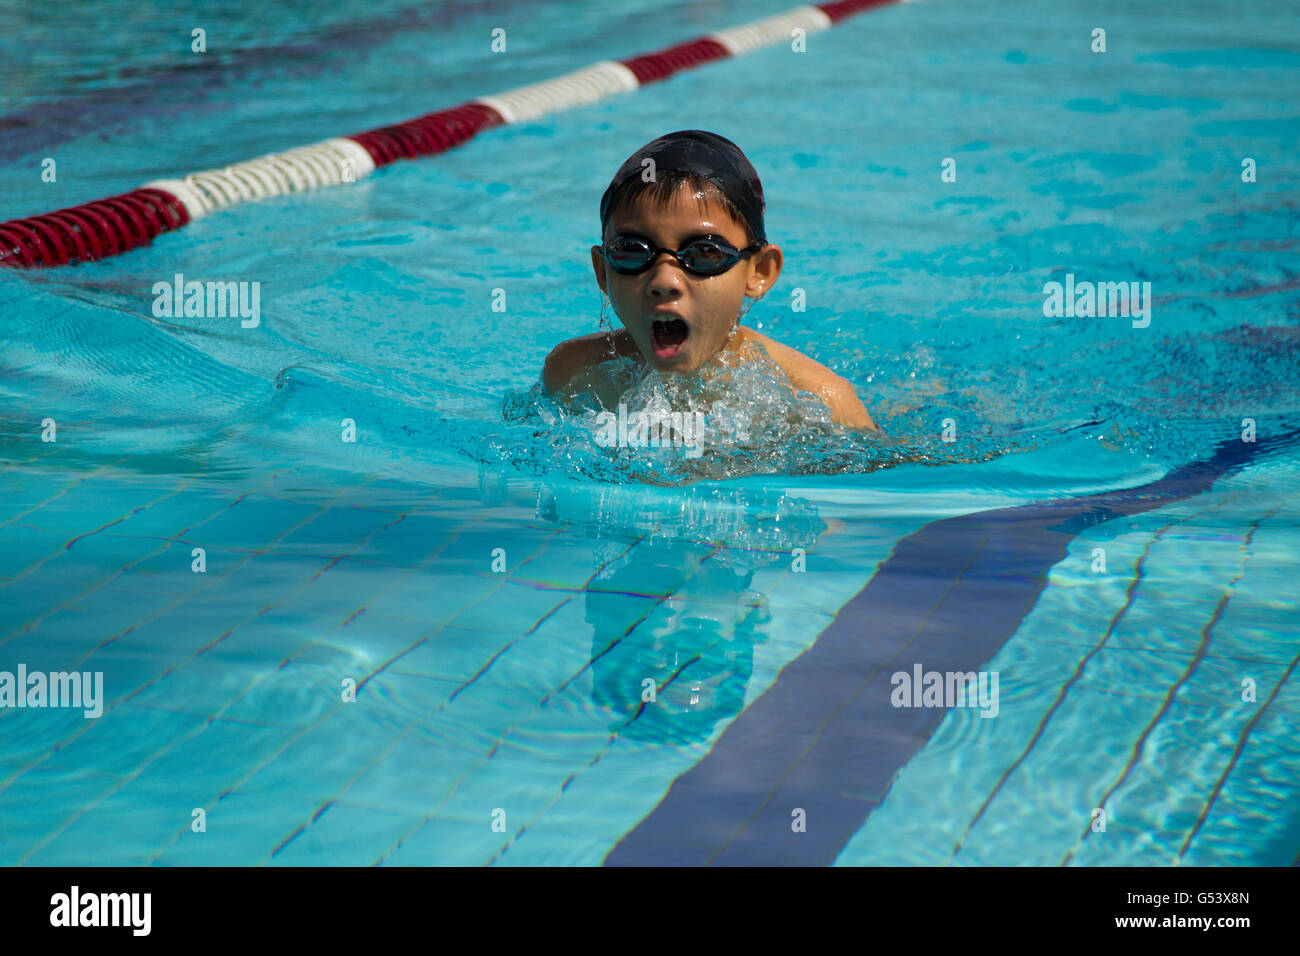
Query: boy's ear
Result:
<box><xmin>747</xmin><ymin>243</ymin><xmax>783</xmax><ymax>299</ymax></box>
<box><xmin>590</xmin><ymin>245</ymin><xmax>609</xmax><ymax>295</ymax></box>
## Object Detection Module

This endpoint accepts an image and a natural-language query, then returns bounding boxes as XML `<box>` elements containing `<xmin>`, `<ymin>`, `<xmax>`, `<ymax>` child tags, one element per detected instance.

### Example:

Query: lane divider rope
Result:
<box><xmin>0</xmin><ymin>0</ymin><xmax>906</xmax><ymax>268</ymax></box>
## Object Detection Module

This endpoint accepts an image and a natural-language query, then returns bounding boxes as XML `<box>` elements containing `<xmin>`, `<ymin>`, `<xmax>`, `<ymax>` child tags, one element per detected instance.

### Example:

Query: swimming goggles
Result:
<box><xmin>601</xmin><ymin>234</ymin><xmax>765</xmax><ymax>277</ymax></box>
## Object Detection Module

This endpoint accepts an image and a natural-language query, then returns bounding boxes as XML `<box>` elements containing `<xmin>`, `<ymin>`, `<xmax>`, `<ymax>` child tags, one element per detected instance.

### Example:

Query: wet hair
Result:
<box><xmin>602</xmin><ymin>170</ymin><xmax>758</xmax><ymax>246</ymax></box>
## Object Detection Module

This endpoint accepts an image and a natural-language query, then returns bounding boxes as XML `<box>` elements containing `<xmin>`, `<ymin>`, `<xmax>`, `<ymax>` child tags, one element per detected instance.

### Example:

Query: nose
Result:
<box><xmin>645</xmin><ymin>253</ymin><xmax>686</xmax><ymax>298</ymax></box>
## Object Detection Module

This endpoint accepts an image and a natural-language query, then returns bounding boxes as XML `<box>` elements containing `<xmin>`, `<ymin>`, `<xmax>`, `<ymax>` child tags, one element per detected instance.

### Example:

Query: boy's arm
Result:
<box><xmin>741</xmin><ymin>328</ymin><xmax>880</xmax><ymax>432</ymax></box>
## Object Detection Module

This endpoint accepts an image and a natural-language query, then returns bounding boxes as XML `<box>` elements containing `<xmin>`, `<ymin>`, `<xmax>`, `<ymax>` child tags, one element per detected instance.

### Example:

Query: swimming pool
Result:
<box><xmin>1</xmin><ymin>0</ymin><xmax>1298</xmax><ymax>866</ymax></box>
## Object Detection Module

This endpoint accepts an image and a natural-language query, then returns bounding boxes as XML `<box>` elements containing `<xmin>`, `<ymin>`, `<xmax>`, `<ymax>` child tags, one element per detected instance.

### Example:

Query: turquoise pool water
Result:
<box><xmin>1</xmin><ymin>0</ymin><xmax>1298</xmax><ymax>865</ymax></box>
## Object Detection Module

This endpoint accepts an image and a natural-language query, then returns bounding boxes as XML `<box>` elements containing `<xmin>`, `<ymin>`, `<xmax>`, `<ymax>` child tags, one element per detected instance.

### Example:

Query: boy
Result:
<box><xmin>542</xmin><ymin>130</ymin><xmax>878</xmax><ymax>432</ymax></box>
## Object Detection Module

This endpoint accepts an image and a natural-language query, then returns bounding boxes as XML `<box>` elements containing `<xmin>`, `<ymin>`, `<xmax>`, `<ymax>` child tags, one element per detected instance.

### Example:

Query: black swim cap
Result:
<box><xmin>599</xmin><ymin>130</ymin><xmax>766</xmax><ymax>244</ymax></box>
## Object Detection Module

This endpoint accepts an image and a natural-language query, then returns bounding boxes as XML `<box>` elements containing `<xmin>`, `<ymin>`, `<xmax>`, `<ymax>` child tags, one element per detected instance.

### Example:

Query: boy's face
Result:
<box><xmin>591</xmin><ymin>184</ymin><xmax>782</xmax><ymax>375</ymax></box>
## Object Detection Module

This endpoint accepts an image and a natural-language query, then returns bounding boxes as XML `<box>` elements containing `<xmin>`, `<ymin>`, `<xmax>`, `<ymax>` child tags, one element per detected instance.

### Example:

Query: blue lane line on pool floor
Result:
<box><xmin>605</xmin><ymin>430</ymin><xmax>1298</xmax><ymax>866</ymax></box>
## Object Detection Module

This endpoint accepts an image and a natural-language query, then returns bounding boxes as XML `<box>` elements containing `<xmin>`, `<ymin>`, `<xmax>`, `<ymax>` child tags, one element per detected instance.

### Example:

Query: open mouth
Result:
<box><xmin>650</xmin><ymin>315</ymin><xmax>689</xmax><ymax>359</ymax></box>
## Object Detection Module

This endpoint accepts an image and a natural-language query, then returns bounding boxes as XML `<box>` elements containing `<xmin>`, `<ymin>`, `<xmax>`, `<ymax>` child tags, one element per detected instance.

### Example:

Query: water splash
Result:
<box><xmin>492</xmin><ymin>341</ymin><xmax>1016</xmax><ymax>484</ymax></box>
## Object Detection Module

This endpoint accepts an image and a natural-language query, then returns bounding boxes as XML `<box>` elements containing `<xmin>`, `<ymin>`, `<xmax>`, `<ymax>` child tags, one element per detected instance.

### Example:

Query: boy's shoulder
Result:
<box><xmin>737</xmin><ymin>326</ymin><xmax>877</xmax><ymax>431</ymax></box>
<box><xmin>543</xmin><ymin>329</ymin><xmax>636</xmax><ymax>394</ymax></box>
<box><xmin>735</xmin><ymin>326</ymin><xmax>840</xmax><ymax>390</ymax></box>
